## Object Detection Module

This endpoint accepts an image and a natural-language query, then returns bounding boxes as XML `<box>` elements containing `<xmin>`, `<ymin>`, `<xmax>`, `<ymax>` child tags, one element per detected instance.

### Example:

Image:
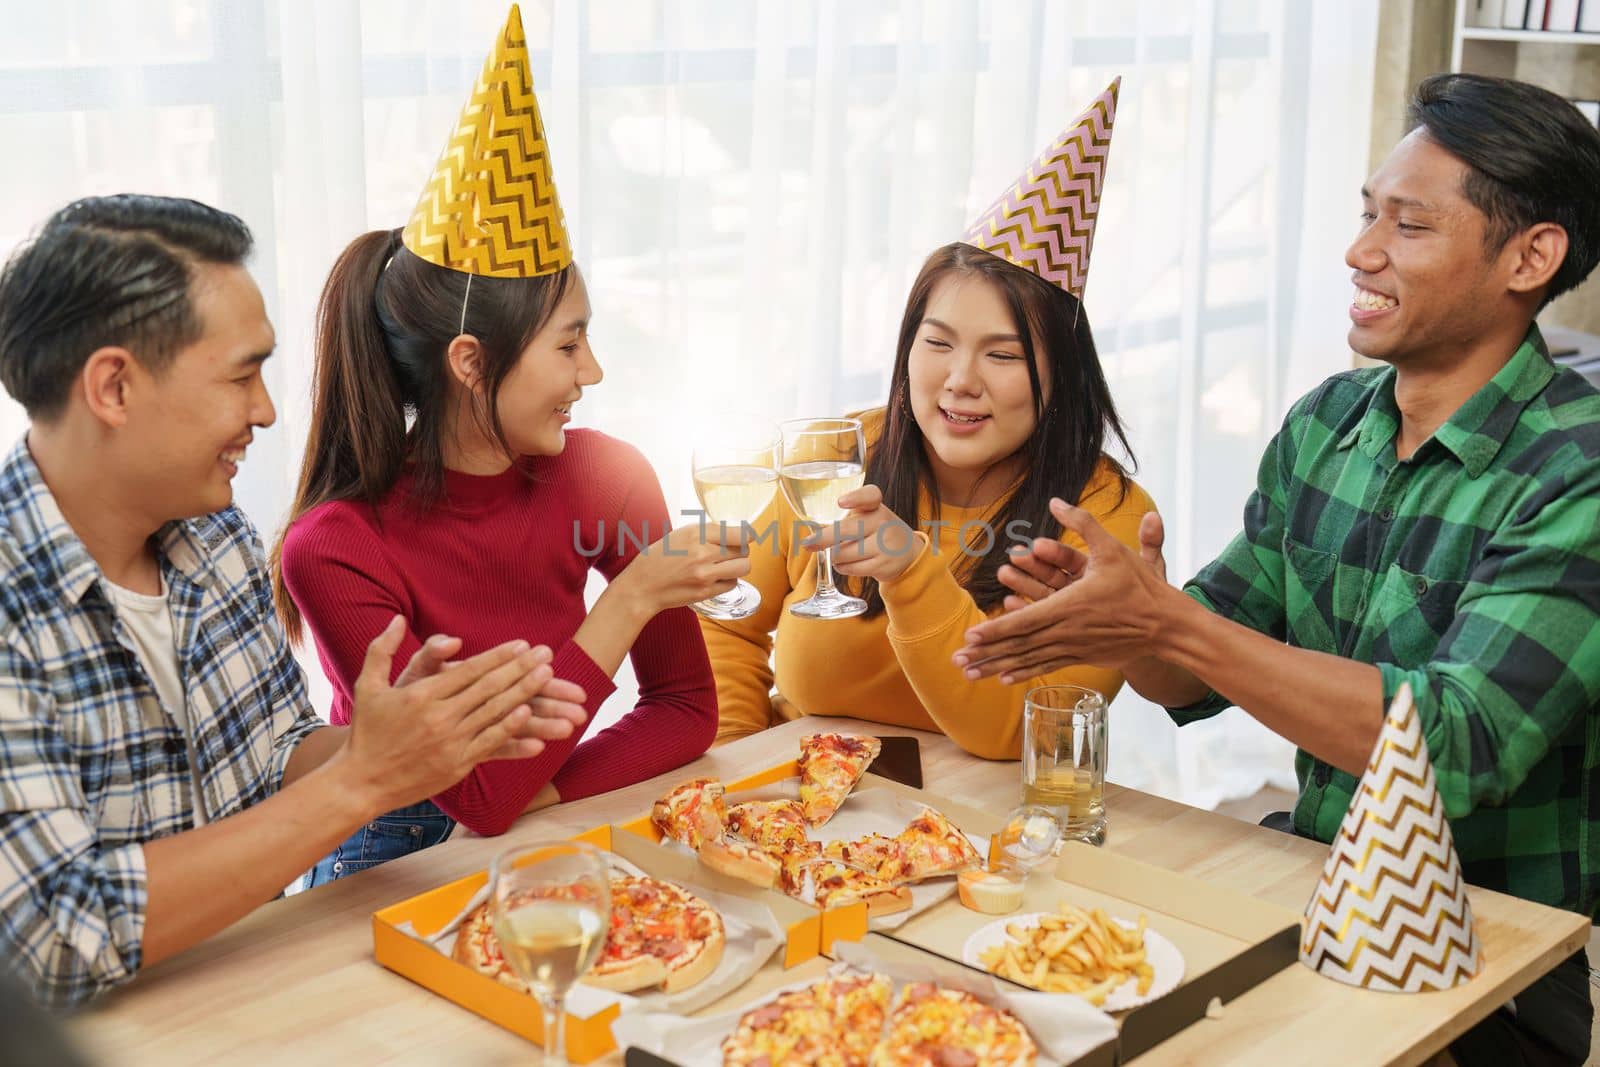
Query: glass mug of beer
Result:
<box><xmin>1021</xmin><ymin>685</ymin><xmax>1108</xmax><ymax>846</ymax></box>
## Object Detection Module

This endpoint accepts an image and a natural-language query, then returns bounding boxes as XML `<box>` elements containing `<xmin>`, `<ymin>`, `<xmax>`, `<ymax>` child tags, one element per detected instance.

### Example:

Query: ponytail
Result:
<box><xmin>270</xmin><ymin>228</ymin><xmax>412</xmax><ymax>643</ymax></box>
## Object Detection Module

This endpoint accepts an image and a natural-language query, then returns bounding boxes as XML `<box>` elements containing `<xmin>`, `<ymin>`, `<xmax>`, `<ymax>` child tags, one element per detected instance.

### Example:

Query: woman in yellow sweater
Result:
<box><xmin>702</xmin><ymin>82</ymin><xmax>1153</xmax><ymax>760</ymax></box>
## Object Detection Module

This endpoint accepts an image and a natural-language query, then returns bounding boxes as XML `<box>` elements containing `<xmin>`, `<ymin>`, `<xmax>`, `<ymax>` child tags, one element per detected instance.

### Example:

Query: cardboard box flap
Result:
<box><xmin>1051</xmin><ymin>843</ymin><xmax>1300</xmax><ymax>944</ymax></box>
<box><xmin>1118</xmin><ymin>923</ymin><xmax>1301</xmax><ymax>1061</ymax></box>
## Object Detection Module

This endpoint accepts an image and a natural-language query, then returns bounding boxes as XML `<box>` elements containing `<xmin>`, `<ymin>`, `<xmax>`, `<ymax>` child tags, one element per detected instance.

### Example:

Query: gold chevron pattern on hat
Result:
<box><xmin>961</xmin><ymin>78</ymin><xmax>1119</xmax><ymax>301</ymax></box>
<box><xmin>1298</xmin><ymin>683</ymin><xmax>1483</xmax><ymax>992</ymax></box>
<box><xmin>402</xmin><ymin>4</ymin><xmax>571</xmax><ymax>278</ymax></box>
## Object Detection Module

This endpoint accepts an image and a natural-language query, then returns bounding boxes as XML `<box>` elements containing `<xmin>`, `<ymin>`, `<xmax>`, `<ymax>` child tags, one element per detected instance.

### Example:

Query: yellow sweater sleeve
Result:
<box><xmin>879</xmin><ymin>475</ymin><xmax>1158</xmax><ymax>761</ymax></box>
<box><xmin>698</xmin><ymin>506</ymin><xmax>796</xmax><ymax>746</ymax></box>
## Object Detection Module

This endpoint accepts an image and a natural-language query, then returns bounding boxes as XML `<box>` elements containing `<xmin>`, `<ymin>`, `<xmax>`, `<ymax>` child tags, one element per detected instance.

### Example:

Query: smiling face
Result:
<box><xmin>1346</xmin><ymin>130</ymin><xmax>1515</xmax><ymax>367</ymax></box>
<box><xmin>906</xmin><ymin>272</ymin><xmax>1049</xmax><ymax>502</ymax></box>
<box><xmin>122</xmin><ymin>262</ymin><xmax>277</xmax><ymax>519</ymax></box>
<box><xmin>492</xmin><ymin>269</ymin><xmax>601</xmax><ymax>457</ymax></box>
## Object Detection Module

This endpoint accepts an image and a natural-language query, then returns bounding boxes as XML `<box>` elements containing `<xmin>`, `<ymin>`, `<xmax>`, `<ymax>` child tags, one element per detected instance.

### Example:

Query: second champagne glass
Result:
<box><xmin>779</xmin><ymin>417</ymin><xmax>868</xmax><ymax>619</ymax></box>
<box><xmin>690</xmin><ymin>437</ymin><xmax>779</xmax><ymax>620</ymax></box>
<box><xmin>490</xmin><ymin>841</ymin><xmax>612</xmax><ymax>1067</ymax></box>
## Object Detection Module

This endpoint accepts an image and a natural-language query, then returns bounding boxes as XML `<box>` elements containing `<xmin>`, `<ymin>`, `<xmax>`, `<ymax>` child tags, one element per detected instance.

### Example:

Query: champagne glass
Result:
<box><xmin>691</xmin><ymin>437</ymin><xmax>779</xmax><ymax>620</ymax></box>
<box><xmin>490</xmin><ymin>841</ymin><xmax>612</xmax><ymax>1067</ymax></box>
<box><xmin>779</xmin><ymin>417</ymin><xmax>868</xmax><ymax>619</ymax></box>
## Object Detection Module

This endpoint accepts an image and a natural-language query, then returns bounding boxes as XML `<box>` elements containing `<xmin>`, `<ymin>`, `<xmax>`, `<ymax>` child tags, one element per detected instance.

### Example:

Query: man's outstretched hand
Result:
<box><xmin>954</xmin><ymin>502</ymin><xmax>1171</xmax><ymax>683</ymax></box>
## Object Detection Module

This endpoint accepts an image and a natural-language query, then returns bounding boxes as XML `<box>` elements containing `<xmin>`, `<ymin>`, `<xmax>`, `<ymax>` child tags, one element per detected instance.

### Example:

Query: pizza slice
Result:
<box><xmin>798</xmin><ymin>732</ymin><xmax>881</xmax><ymax>826</ymax></box>
<box><xmin>872</xmin><ymin>982</ymin><xmax>1038</xmax><ymax>1066</ymax></box>
<box><xmin>822</xmin><ymin>832</ymin><xmax>913</xmax><ymax>884</ymax></box>
<box><xmin>721</xmin><ymin>973</ymin><xmax>893</xmax><ymax>1067</ymax></box>
<box><xmin>894</xmin><ymin>806</ymin><xmax>984</xmax><ymax>881</ymax></box>
<box><xmin>650</xmin><ymin>776</ymin><xmax>727</xmax><ymax>850</ymax></box>
<box><xmin>725</xmin><ymin>798</ymin><xmax>810</xmax><ymax>852</ymax></box>
<box><xmin>804</xmin><ymin>858</ymin><xmax>913</xmax><ymax>917</ymax></box>
<box><xmin>697</xmin><ymin>834</ymin><xmax>783</xmax><ymax>889</ymax></box>
<box><xmin>722</xmin><ymin>988</ymin><xmax>844</xmax><ymax>1067</ymax></box>
<box><xmin>776</xmin><ymin>840</ymin><xmax>824</xmax><ymax>896</ymax></box>
<box><xmin>815</xmin><ymin>973</ymin><xmax>894</xmax><ymax>1061</ymax></box>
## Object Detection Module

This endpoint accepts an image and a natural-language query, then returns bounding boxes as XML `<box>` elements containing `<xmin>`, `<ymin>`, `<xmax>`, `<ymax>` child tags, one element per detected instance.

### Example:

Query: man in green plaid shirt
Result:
<box><xmin>958</xmin><ymin>75</ymin><xmax>1600</xmax><ymax>1066</ymax></box>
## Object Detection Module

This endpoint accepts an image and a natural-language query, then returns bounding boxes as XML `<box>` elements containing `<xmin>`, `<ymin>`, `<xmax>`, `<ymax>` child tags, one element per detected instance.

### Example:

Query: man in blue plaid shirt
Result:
<box><xmin>0</xmin><ymin>195</ymin><xmax>590</xmax><ymax>1009</ymax></box>
<box><xmin>959</xmin><ymin>75</ymin><xmax>1600</xmax><ymax>1066</ymax></box>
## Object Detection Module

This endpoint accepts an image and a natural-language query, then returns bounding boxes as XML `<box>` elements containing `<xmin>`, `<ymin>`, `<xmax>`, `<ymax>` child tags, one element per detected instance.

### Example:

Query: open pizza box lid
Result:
<box><xmin>372</xmin><ymin>822</ymin><xmax>821</xmax><ymax>1064</ymax></box>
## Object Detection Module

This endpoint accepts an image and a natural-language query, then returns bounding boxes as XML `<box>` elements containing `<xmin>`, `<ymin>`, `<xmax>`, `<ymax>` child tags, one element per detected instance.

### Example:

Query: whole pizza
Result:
<box><xmin>452</xmin><ymin>874</ymin><xmax>725</xmax><ymax>995</ymax></box>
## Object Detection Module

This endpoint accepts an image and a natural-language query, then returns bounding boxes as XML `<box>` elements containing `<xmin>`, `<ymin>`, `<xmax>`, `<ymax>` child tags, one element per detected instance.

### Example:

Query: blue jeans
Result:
<box><xmin>303</xmin><ymin>799</ymin><xmax>455</xmax><ymax>888</ymax></box>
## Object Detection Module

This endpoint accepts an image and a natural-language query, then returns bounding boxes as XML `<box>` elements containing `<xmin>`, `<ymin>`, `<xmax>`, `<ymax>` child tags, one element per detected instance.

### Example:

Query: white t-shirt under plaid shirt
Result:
<box><xmin>101</xmin><ymin>577</ymin><xmax>208</xmax><ymax>826</ymax></box>
<box><xmin>0</xmin><ymin>439</ymin><xmax>323</xmax><ymax>1008</ymax></box>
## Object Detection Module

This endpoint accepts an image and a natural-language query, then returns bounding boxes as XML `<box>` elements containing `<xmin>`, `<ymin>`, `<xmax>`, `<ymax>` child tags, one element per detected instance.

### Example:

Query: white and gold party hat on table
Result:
<box><xmin>1299</xmin><ymin>683</ymin><xmax>1484</xmax><ymax>992</ymax></box>
<box><xmin>401</xmin><ymin>3</ymin><xmax>571</xmax><ymax>278</ymax></box>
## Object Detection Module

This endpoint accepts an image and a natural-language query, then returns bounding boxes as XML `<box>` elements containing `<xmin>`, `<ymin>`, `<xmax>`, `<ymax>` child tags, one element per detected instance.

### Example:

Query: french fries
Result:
<box><xmin>978</xmin><ymin>901</ymin><xmax>1155</xmax><ymax>1006</ymax></box>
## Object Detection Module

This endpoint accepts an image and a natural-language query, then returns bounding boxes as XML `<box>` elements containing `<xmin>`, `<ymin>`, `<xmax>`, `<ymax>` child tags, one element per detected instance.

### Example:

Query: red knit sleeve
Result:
<box><xmin>279</xmin><ymin>503</ymin><xmax>419</xmax><ymax>724</ymax></box>
<box><xmin>281</xmin><ymin>504</ymin><xmax>618</xmax><ymax>835</ymax></box>
<box><xmin>548</xmin><ymin>436</ymin><xmax>718</xmax><ymax>802</ymax></box>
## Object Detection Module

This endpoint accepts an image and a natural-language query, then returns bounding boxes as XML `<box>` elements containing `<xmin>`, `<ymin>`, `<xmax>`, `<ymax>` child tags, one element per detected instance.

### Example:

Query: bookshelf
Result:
<box><xmin>1450</xmin><ymin>1</ymin><xmax>1600</xmax><ymax>338</ymax></box>
<box><xmin>1457</xmin><ymin>26</ymin><xmax>1599</xmax><ymax>46</ymax></box>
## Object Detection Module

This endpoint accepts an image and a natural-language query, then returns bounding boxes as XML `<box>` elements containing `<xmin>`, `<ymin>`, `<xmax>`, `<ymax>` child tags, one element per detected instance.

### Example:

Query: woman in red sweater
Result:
<box><xmin>270</xmin><ymin>12</ymin><xmax>742</xmax><ymax>885</ymax></box>
<box><xmin>272</xmin><ymin>238</ymin><xmax>741</xmax><ymax>884</ymax></box>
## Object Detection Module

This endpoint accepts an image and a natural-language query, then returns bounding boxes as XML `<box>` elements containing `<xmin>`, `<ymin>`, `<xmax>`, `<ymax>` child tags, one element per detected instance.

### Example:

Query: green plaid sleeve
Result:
<box><xmin>1169</xmin><ymin>391</ymin><xmax>1318</xmax><ymax>723</ymax></box>
<box><xmin>1376</xmin><ymin>458</ymin><xmax>1600</xmax><ymax>819</ymax></box>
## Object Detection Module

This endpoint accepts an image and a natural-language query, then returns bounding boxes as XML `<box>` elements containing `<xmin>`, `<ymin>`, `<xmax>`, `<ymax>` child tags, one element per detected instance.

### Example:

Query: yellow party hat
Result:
<box><xmin>401</xmin><ymin>4</ymin><xmax>571</xmax><ymax>277</ymax></box>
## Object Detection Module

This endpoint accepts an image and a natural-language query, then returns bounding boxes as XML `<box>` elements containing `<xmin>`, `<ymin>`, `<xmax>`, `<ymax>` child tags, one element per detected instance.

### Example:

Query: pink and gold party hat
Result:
<box><xmin>961</xmin><ymin>78</ymin><xmax>1120</xmax><ymax>301</ymax></box>
<box><xmin>402</xmin><ymin>4</ymin><xmax>571</xmax><ymax>278</ymax></box>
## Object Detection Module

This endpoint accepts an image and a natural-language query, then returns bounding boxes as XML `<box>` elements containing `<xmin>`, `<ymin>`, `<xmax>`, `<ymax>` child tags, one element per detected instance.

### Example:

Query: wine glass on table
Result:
<box><xmin>778</xmin><ymin>416</ymin><xmax>868</xmax><ymax>619</ymax></box>
<box><xmin>490</xmin><ymin>841</ymin><xmax>612</xmax><ymax>1067</ymax></box>
<box><xmin>690</xmin><ymin>436</ymin><xmax>780</xmax><ymax>620</ymax></box>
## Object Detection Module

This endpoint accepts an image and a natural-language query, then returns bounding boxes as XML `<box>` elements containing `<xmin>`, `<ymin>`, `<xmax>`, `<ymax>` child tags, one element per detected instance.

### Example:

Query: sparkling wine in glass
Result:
<box><xmin>490</xmin><ymin>841</ymin><xmax>612</xmax><ymax>1067</ymax></box>
<box><xmin>779</xmin><ymin>417</ymin><xmax>868</xmax><ymax>619</ymax></box>
<box><xmin>691</xmin><ymin>438</ymin><xmax>779</xmax><ymax>620</ymax></box>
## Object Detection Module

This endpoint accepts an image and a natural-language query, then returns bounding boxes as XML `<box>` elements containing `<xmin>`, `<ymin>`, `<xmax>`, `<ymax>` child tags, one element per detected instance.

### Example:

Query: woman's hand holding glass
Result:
<box><xmin>802</xmin><ymin>484</ymin><xmax>922</xmax><ymax>583</ymax></box>
<box><xmin>779</xmin><ymin>417</ymin><xmax>868</xmax><ymax>619</ymax></box>
<box><xmin>690</xmin><ymin>438</ymin><xmax>778</xmax><ymax>620</ymax></box>
<box><xmin>619</xmin><ymin>524</ymin><xmax>752</xmax><ymax>619</ymax></box>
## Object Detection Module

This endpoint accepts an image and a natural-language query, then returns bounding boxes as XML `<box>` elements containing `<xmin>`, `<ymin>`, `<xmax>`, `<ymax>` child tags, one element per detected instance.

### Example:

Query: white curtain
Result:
<box><xmin>0</xmin><ymin>0</ymin><xmax>1378</xmax><ymax>809</ymax></box>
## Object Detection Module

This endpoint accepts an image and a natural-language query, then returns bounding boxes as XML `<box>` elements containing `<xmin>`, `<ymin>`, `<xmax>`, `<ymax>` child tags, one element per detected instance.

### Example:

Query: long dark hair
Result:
<box><xmin>851</xmin><ymin>242</ymin><xmax>1133</xmax><ymax>619</ymax></box>
<box><xmin>269</xmin><ymin>229</ymin><xmax>573</xmax><ymax>642</ymax></box>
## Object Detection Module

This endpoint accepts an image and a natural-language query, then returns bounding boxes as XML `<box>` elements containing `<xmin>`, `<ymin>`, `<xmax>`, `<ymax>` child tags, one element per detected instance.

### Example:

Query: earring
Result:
<box><xmin>898</xmin><ymin>382</ymin><xmax>913</xmax><ymax>415</ymax></box>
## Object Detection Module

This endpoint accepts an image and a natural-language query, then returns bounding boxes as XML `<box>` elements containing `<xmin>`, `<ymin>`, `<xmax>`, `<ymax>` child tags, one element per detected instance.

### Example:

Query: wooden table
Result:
<box><xmin>72</xmin><ymin>716</ymin><xmax>1590</xmax><ymax>1066</ymax></box>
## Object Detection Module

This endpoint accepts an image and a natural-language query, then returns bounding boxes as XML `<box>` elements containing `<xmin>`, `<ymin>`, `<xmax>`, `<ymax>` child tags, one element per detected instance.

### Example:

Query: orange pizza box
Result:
<box><xmin>371</xmin><ymin>823</ymin><xmax>820</xmax><ymax>1063</ymax></box>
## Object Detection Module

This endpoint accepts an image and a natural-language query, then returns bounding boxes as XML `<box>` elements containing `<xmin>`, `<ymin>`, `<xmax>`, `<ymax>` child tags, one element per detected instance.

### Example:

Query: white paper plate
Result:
<box><xmin>961</xmin><ymin>911</ymin><xmax>1185</xmax><ymax>1011</ymax></box>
